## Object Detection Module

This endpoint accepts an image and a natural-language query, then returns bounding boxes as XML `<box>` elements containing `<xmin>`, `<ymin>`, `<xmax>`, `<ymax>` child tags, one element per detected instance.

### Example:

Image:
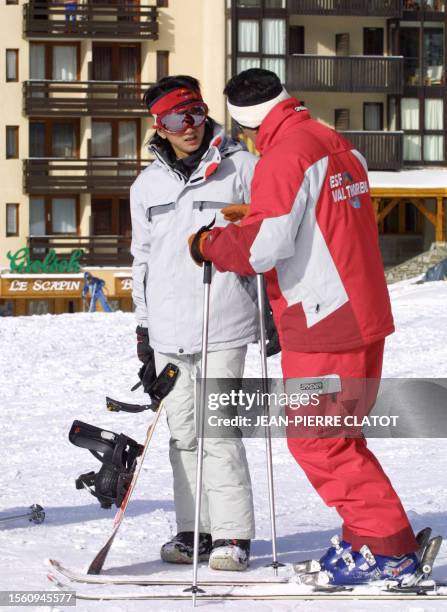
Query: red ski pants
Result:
<box><xmin>282</xmin><ymin>339</ymin><xmax>418</xmax><ymax>556</ymax></box>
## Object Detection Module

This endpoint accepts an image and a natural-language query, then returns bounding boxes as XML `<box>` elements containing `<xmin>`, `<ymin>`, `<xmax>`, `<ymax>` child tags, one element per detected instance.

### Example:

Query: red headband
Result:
<box><xmin>149</xmin><ymin>87</ymin><xmax>203</xmax><ymax>116</ymax></box>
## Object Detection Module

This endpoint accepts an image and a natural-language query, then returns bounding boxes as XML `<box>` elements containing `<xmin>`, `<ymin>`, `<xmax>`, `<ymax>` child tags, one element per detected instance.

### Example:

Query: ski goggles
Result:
<box><xmin>153</xmin><ymin>102</ymin><xmax>209</xmax><ymax>134</ymax></box>
<box><xmin>149</xmin><ymin>87</ymin><xmax>208</xmax><ymax>134</ymax></box>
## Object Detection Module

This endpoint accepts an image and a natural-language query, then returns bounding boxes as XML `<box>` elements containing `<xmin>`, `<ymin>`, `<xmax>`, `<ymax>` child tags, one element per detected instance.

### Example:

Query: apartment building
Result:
<box><xmin>1</xmin><ymin>0</ymin><xmax>446</xmax><ymax>316</ymax></box>
<box><xmin>228</xmin><ymin>0</ymin><xmax>447</xmax><ymax>265</ymax></box>
<box><xmin>0</xmin><ymin>0</ymin><xmax>226</xmax><ymax>315</ymax></box>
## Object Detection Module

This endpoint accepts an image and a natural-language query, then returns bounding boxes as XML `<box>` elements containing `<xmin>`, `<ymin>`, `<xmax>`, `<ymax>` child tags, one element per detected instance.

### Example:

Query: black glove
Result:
<box><xmin>136</xmin><ymin>326</ymin><xmax>153</xmax><ymax>363</ymax></box>
<box><xmin>262</xmin><ymin>285</ymin><xmax>281</xmax><ymax>357</ymax></box>
<box><xmin>134</xmin><ymin>326</ymin><xmax>157</xmax><ymax>394</ymax></box>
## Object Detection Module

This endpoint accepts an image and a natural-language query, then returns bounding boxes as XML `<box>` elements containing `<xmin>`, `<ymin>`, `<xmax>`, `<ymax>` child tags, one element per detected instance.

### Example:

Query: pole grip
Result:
<box><xmin>203</xmin><ymin>260</ymin><xmax>212</xmax><ymax>285</ymax></box>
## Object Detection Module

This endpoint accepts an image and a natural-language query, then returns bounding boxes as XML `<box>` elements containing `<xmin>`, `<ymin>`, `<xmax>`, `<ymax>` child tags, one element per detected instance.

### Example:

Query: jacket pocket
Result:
<box><xmin>193</xmin><ymin>200</ymin><xmax>231</xmax><ymax>212</ymax></box>
<box><xmin>146</xmin><ymin>202</ymin><xmax>175</xmax><ymax>222</ymax></box>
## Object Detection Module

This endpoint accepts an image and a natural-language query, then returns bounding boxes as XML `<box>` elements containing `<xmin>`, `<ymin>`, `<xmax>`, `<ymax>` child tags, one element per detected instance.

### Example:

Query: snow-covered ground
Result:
<box><xmin>1</xmin><ymin>281</ymin><xmax>447</xmax><ymax>612</ymax></box>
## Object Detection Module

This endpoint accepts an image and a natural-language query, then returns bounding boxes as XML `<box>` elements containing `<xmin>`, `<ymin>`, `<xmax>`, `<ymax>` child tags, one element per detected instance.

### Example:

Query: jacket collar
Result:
<box><xmin>255</xmin><ymin>98</ymin><xmax>311</xmax><ymax>155</ymax></box>
<box><xmin>150</xmin><ymin>120</ymin><xmax>244</xmax><ymax>186</ymax></box>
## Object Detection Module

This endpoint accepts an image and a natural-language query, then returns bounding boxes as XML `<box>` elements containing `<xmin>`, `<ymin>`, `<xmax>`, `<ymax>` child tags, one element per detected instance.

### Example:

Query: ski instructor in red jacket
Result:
<box><xmin>189</xmin><ymin>69</ymin><xmax>420</xmax><ymax>587</ymax></box>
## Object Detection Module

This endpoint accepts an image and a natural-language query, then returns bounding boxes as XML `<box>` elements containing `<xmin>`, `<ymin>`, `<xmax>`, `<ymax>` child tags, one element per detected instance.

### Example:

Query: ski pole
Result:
<box><xmin>185</xmin><ymin>261</ymin><xmax>212</xmax><ymax>606</ymax></box>
<box><xmin>0</xmin><ymin>504</ymin><xmax>45</xmax><ymax>525</ymax></box>
<box><xmin>256</xmin><ymin>273</ymin><xmax>284</xmax><ymax>574</ymax></box>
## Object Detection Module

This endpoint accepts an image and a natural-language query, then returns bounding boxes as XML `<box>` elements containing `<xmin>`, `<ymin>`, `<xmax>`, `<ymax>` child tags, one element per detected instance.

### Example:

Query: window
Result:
<box><xmin>403</xmin><ymin>135</ymin><xmax>421</xmax><ymax>160</ymax></box>
<box><xmin>28</xmin><ymin>301</ymin><xmax>50</xmax><ymax>316</ymax></box>
<box><xmin>156</xmin><ymin>0</ymin><xmax>168</xmax><ymax>5</ymax></box>
<box><xmin>157</xmin><ymin>51</ymin><xmax>169</xmax><ymax>80</ymax></box>
<box><xmin>263</xmin><ymin>19</ymin><xmax>285</xmax><ymax>55</ymax></box>
<box><xmin>6</xmin><ymin>0</ymin><xmax>19</xmax><ymax>4</ymax></box>
<box><xmin>238</xmin><ymin>20</ymin><xmax>259</xmax><ymax>52</ymax></box>
<box><xmin>334</xmin><ymin>109</ymin><xmax>350</xmax><ymax>131</ymax></box>
<box><xmin>363</xmin><ymin>28</ymin><xmax>384</xmax><ymax>56</ymax></box>
<box><xmin>92</xmin><ymin>44</ymin><xmax>140</xmax><ymax>81</ymax></box>
<box><xmin>53</xmin><ymin>46</ymin><xmax>77</xmax><ymax>80</ymax></box>
<box><xmin>400</xmin><ymin>25</ymin><xmax>420</xmax><ymax>85</ymax></box>
<box><xmin>29</xmin><ymin>43</ymin><xmax>79</xmax><ymax>81</ymax></box>
<box><xmin>29</xmin><ymin>196</ymin><xmax>78</xmax><ymax>235</ymax></box>
<box><xmin>401</xmin><ymin>98</ymin><xmax>420</xmax><ymax>130</ymax></box>
<box><xmin>335</xmin><ymin>33</ymin><xmax>350</xmax><ymax>57</ymax></box>
<box><xmin>289</xmin><ymin>26</ymin><xmax>304</xmax><ymax>55</ymax></box>
<box><xmin>364</xmin><ymin>103</ymin><xmax>383</xmax><ymax>131</ymax></box>
<box><xmin>0</xmin><ymin>301</ymin><xmax>14</xmax><ymax>317</ymax></box>
<box><xmin>423</xmin><ymin>24</ymin><xmax>444</xmax><ymax>85</ymax></box>
<box><xmin>6</xmin><ymin>126</ymin><xmax>18</xmax><ymax>159</ymax></box>
<box><xmin>6</xmin><ymin>49</ymin><xmax>18</xmax><ymax>82</ymax></box>
<box><xmin>6</xmin><ymin>203</ymin><xmax>19</xmax><ymax>236</ymax></box>
<box><xmin>425</xmin><ymin>98</ymin><xmax>443</xmax><ymax>130</ymax></box>
<box><xmin>92</xmin><ymin>197</ymin><xmax>131</xmax><ymax>236</ymax></box>
<box><xmin>91</xmin><ymin>119</ymin><xmax>139</xmax><ymax>158</ymax></box>
<box><xmin>29</xmin><ymin>120</ymin><xmax>78</xmax><ymax>158</ymax></box>
<box><xmin>52</xmin><ymin>198</ymin><xmax>76</xmax><ymax>233</ymax></box>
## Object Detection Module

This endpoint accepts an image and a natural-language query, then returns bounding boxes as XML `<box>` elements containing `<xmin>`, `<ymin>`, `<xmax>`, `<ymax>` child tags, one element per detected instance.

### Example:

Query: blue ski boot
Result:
<box><xmin>322</xmin><ymin>545</ymin><xmax>419</xmax><ymax>586</ymax></box>
<box><xmin>293</xmin><ymin>535</ymin><xmax>351</xmax><ymax>575</ymax></box>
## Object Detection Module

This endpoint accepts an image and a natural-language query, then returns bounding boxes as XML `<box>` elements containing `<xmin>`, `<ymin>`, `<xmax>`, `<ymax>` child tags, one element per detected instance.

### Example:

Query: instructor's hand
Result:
<box><xmin>221</xmin><ymin>203</ymin><xmax>249</xmax><ymax>223</ymax></box>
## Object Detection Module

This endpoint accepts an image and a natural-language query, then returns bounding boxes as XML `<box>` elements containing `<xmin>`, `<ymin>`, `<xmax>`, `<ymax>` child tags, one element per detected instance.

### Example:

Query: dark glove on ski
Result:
<box><xmin>136</xmin><ymin>325</ymin><xmax>153</xmax><ymax>364</ymax></box>
<box><xmin>264</xmin><ymin>296</ymin><xmax>281</xmax><ymax>358</ymax></box>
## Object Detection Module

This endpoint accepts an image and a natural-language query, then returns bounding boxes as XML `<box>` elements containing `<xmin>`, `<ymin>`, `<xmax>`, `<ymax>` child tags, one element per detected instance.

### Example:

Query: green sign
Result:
<box><xmin>7</xmin><ymin>248</ymin><xmax>84</xmax><ymax>274</ymax></box>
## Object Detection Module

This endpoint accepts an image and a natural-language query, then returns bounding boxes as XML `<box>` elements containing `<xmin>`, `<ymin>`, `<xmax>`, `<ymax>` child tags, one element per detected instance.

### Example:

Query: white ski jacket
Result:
<box><xmin>130</xmin><ymin>123</ymin><xmax>259</xmax><ymax>355</ymax></box>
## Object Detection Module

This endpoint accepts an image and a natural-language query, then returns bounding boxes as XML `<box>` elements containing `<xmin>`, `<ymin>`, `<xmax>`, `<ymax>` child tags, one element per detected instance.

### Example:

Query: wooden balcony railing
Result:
<box><xmin>342</xmin><ymin>131</ymin><xmax>403</xmax><ymax>171</ymax></box>
<box><xmin>24</xmin><ymin>159</ymin><xmax>147</xmax><ymax>194</ymax></box>
<box><xmin>287</xmin><ymin>0</ymin><xmax>402</xmax><ymax>17</ymax></box>
<box><xmin>24</xmin><ymin>81</ymin><xmax>151</xmax><ymax>117</ymax></box>
<box><xmin>287</xmin><ymin>55</ymin><xmax>403</xmax><ymax>94</ymax></box>
<box><xmin>27</xmin><ymin>235</ymin><xmax>132</xmax><ymax>266</ymax></box>
<box><xmin>24</xmin><ymin>1</ymin><xmax>158</xmax><ymax>39</ymax></box>
<box><xmin>403</xmin><ymin>0</ymin><xmax>445</xmax><ymax>13</ymax></box>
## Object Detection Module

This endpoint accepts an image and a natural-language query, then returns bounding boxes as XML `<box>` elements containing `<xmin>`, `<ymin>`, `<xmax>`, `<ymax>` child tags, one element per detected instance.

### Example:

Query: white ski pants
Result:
<box><xmin>154</xmin><ymin>347</ymin><xmax>255</xmax><ymax>540</ymax></box>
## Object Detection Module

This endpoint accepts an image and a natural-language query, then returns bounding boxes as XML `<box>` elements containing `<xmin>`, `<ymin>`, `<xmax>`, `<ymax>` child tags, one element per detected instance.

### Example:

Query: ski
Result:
<box><xmin>47</xmin><ymin>559</ymin><xmax>289</xmax><ymax>587</ymax></box>
<box><xmin>0</xmin><ymin>504</ymin><xmax>45</xmax><ymax>526</ymax></box>
<box><xmin>86</xmin><ymin>404</ymin><xmax>164</xmax><ymax>574</ymax></box>
<box><xmin>47</xmin><ymin>574</ymin><xmax>447</xmax><ymax>601</ymax></box>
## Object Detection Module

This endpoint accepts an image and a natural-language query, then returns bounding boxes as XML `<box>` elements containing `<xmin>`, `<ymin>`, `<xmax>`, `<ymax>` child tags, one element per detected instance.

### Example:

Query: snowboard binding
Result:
<box><xmin>69</xmin><ymin>421</ymin><xmax>143</xmax><ymax>509</ymax></box>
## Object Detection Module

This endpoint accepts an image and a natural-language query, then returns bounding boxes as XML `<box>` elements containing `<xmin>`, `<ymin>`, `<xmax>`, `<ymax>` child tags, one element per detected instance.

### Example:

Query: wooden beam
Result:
<box><xmin>436</xmin><ymin>197</ymin><xmax>445</xmax><ymax>242</ymax></box>
<box><xmin>398</xmin><ymin>202</ymin><xmax>406</xmax><ymax>233</ymax></box>
<box><xmin>372</xmin><ymin>198</ymin><xmax>380</xmax><ymax>220</ymax></box>
<box><xmin>413</xmin><ymin>199</ymin><xmax>436</xmax><ymax>227</ymax></box>
<box><xmin>376</xmin><ymin>199</ymin><xmax>398</xmax><ymax>224</ymax></box>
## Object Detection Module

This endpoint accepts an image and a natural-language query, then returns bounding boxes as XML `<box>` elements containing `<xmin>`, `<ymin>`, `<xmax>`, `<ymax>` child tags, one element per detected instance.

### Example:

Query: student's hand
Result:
<box><xmin>221</xmin><ymin>204</ymin><xmax>249</xmax><ymax>223</ymax></box>
<box><xmin>188</xmin><ymin>231</ymin><xmax>210</xmax><ymax>266</ymax></box>
<box><xmin>136</xmin><ymin>325</ymin><xmax>153</xmax><ymax>363</ymax></box>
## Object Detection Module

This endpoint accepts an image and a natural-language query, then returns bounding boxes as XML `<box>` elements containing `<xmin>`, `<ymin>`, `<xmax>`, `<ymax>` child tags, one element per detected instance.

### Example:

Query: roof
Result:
<box><xmin>369</xmin><ymin>169</ymin><xmax>447</xmax><ymax>193</ymax></box>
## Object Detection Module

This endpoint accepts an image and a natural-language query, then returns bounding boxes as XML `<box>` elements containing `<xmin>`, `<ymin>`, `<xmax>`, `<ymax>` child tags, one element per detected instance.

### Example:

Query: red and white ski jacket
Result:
<box><xmin>202</xmin><ymin>98</ymin><xmax>394</xmax><ymax>353</ymax></box>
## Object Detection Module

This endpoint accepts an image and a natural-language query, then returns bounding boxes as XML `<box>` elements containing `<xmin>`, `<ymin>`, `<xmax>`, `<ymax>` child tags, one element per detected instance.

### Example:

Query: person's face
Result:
<box><xmin>158</xmin><ymin>122</ymin><xmax>206</xmax><ymax>159</ymax></box>
<box><xmin>241</xmin><ymin>127</ymin><xmax>259</xmax><ymax>145</ymax></box>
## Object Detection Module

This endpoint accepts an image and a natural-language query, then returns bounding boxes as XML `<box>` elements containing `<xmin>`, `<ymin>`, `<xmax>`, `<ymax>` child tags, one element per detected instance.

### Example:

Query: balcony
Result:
<box><xmin>24</xmin><ymin>81</ymin><xmax>152</xmax><ymax>117</ymax></box>
<box><xmin>287</xmin><ymin>0</ymin><xmax>402</xmax><ymax>17</ymax></box>
<box><xmin>24</xmin><ymin>1</ymin><xmax>158</xmax><ymax>40</ymax></box>
<box><xmin>342</xmin><ymin>131</ymin><xmax>403</xmax><ymax>171</ymax></box>
<box><xmin>403</xmin><ymin>0</ymin><xmax>445</xmax><ymax>14</ymax></box>
<box><xmin>27</xmin><ymin>235</ymin><xmax>132</xmax><ymax>266</ymax></box>
<box><xmin>24</xmin><ymin>159</ymin><xmax>146</xmax><ymax>194</ymax></box>
<box><xmin>287</xmin><ymin>55</ymin><xmax>403</xmax><ymax>94</ymax></box>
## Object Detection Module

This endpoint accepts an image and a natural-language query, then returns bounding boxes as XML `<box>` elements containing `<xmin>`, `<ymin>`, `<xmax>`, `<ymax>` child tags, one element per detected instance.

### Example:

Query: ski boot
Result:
<box><xmin>294</xmin><ymin>535</ymin><xmax>351</xmax><ymax>575</ymax></box>
<box><xmin>317</xmin><ymin>546</ymin><xmax>419</xmax><ymax>587</ymax></box>
<box><xmin>160</xmin><ymin>532</ymin><xmax>212</xmax><ymax>564</ymax></box>
<box><xmin>209</xmin><ymin>539</ymin><xmax>250</xmax><ymax>571</ymax></box>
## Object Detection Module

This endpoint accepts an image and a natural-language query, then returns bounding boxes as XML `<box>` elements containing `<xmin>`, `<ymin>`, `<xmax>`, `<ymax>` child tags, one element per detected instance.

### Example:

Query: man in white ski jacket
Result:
<box><xmin>130</xmin><ymin>76</ymin><xmax>258</xmax><ymax>570</ymax></box>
